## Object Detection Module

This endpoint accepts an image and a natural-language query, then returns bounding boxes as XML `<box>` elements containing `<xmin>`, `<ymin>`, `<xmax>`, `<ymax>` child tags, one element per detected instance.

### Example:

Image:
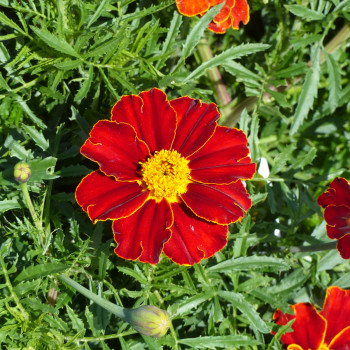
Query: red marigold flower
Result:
<box><xmin>176</xmin><ymin>0</ymin><xmax>250</xmax><ymax>34</ymax></box>
<box><xmin>317</xmin><ymin>177</ymin><xmax>350</xmax><ymax>259</ymax></box>
<box><xmin>273</xmin><ymin>286</ymin><xmax>350</xmax><ymax>349</ymax></box>
<box><xmin>75</xmin><ymin>88</ymin><xmax>255</xmax><ymax>265</ymax></box>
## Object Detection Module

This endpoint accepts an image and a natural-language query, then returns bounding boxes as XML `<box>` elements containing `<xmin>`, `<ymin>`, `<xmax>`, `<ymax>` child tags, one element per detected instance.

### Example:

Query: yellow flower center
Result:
<box><xmin>139</xmin><ymin>149</ymin><xmax>191</xmax><ymax>203</ymax></box>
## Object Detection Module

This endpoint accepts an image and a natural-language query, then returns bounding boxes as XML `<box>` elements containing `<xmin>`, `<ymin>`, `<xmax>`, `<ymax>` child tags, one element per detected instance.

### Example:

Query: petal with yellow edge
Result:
<box><xmin>320</xmin><ymin>286</ymin><xmax>350</xmax><ymax>345</ymax></box>
<box><xmin>163</xmin><ymin>202</ymin><xmax>228</xmax><ymax>265</ymax></box>
<box><xmin>76</xmin><ymin>171</ymin><xmax>149</xmax><ymax>223</ymax></box>
<box><xmin>170</xmin><ymin>97</ymin><xmax>220</xmax><ymax>158</ymax></box>
<box><xmin>111</xmin><ymin>88</ymin><xmax>177</xmax><ymax>153</ymax></box>
<box><xmin>113</xmin><ymin>199</ymin><xmax>173</xmax><ymax>264</ymax></box>
<box><xmin>81</xmin><ymin>120</ymin><xmax>149</xmax><ymax>181</ymax></box>
<box><xmin>181</xmin><ymin>181</ymin><xmax>251</xmax><ymax>225</ymax></box>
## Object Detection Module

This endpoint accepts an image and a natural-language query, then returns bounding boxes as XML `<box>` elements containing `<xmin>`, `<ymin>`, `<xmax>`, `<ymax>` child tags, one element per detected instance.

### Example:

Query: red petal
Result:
<box><xmin>324</xmin><ymin>205</ymin><xmax>350</xmax><ymax>239</ymax></box>
<box><xmin>320</xmin><ymin>286</ymin><xmax>350</xmax><ymax>345</ymax></box>
<box><xmin>181</xmin><ymin>181</ymin><xmax>251</xmax><ymax>224</ymax></box>
<box><xmin>317</xmin><ymin>178</ymin><xmax>350</xmax><ymax>208</ymax></box>
<box><xmin>112</xmin><ymin>199</ymin><xmax>173</xmax><ymax>264</ymax></box>
<box><xmin>337</xmin><ymin>234</ymin><xmax>350</xmax><ymax>259</ymax></box>
<box><xmin>278</xmin><ymin>304</ymin><xmax>326</xmax><ymax>349</ymax></box>
<box><xmin>214</xmin><ymin>0</ymin><xmax>234</xmax><ymax>23</ymax></box>
<box><xmin>208</xmin><ymin>17</ymin><xmax>232</xmax><ymax>33</ymax></box>
<box><xmin>273</xmin><ymin>309</ymin><xmax>295</xmax><ymax>326</ymax></box>
<box><xmin>328</xmin><ymin>326</ymin><xmax>350</xmax><ymax>349</ymax></box>
<box><xmin>176</xmin><ymin>0</ymin><xmax>211</xmax><ymax>16</ymax></box>
<box><xmin>163</xmin><ymin>202</ymin><xmax>228</xmax><ymax>265</ymax></box>
<box><xmin>81</xmin><ymin>120</ymin><xmax>149</xmax><ymax>181</ymax></box>
<box><xmin>170</xmin><ymin>97</ymin><xmax>220</xmax><ymax>158</ymax></box>
<box><xmin>111</xmin><ymin>88</ymin><xmax>176</xmax><ymax>153</ymax></box>
<box><xmin>75</xmin><ymin>171</ymin><xmax>149</xmax><ymax>222</ymax></box>
<box><xmin>189</xmin><ymin>126</ymin><xmax>256</xmax><ymax>184</ymax></box>
<box><xmin>231</xmin><ymin>0</ymin><xmax>250</xmax><ymax>29</ymax></box>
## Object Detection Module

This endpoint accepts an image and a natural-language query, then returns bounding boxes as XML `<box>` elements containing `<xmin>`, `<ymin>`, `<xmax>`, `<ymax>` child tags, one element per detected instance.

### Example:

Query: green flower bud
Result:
<box><xmin>125</xmin><ymin>305</ymin><xmax>171</xmax><ymax>339</ymax></box>
<box><xmin>14</xmin><ymin>162</ymin><xmax>31</xmax><ymax>183</ymax></box>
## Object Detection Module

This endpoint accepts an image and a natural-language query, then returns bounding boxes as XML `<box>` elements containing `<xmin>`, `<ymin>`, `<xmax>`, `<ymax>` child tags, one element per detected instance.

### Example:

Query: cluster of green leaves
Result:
<box><xmin>1</xmin><ymin>0</ymin><xmax>350</xmax><ymax>349</ymax></box>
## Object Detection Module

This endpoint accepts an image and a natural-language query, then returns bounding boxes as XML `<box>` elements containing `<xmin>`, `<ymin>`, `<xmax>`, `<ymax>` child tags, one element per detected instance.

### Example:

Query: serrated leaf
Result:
<box><xmin>181</xmin><ymin>3</ymin><xmax>224</xmax><ymax>59</ymax></box>
<box><xmin>182</xmin><ymin>43</ymin><xmax>270</xmax><ymax>83</ymax></box>
<box><xmin>286</xmin><ymin>5</ymin><xmax>324</xmax><ymax>21</ymax></box>
<box><xmin>324</xmin><ymin>51</ymin><xmax>341</xmax><ymax>112</ymax></box>
<box><xmin>86</xmin><ymin>0</ymin><xmax>109</xmax><ymax>28</ymax></box>
<box><xmin>273</xmin><ymin>63</ymin><xmax>309</xmax><ymax>78</ymax></box>
<box><xmin>290</xmin><ymin>45</ymin><xmax>320</xmax><ymax>135</ymax></box>
<box><xmin>248</xmin><ymin>114</ymin><xmax>260</xmax><ymax>163</ymax></box>
<box><xmin>31</xmin><ymin>26</ymin><xmax>80</xmax><ymax>58</ymax></box>
<box><xmin>15</xmin><ymin>262</ymin><xmax>69</xmax><ymax>283</ymax></box>
<box><xmin>21</xmin><ymin>124</ymin><xmax>49</xmax><ymax>151</ymax></box>
<box><xmin>291</xmin><ymin>34</ymin><xmax>322</xmax><ymax>49</ymax></box>
<box><xmin>208</xmin><ymin>256</ymin><xmax>290</xmax><ymax>273</ymax></box>
<box><xmin>66</xmin><ymin>305</ymin><xmax>85</xmax><ymax>332</ymax></box>
<box><xmin>117</xmin><ymin>267</ymin><xmax>148</xmax><ymax>284</ymax></box>
<box><xmin>292</xmin><ymin>147</ymin><xmax>317</xmax><ymax>170</ymax></box>
<box><xmin>55</xmin><ymin>59</ymin><xmax>82</xmax><ymax>70</ymax></box>
<box><xmin>173</xmin><ymin>291</ymin><xmax>213</xmax><ymax>317</ymax></box>
<box><xmin>27</xmin><ymin>157</ymin><xmax>59</xmax><ymax>182</ymax></box>
<box><xmin>74</xmin><ymin>66</ymin><xmax>94</xmax><ymax>102</ymax></box>
<box><xmin>218</xmin><ymin>291</ymin><xmax>270</xmax><ymax>333</ymax></box>
<box><xmin>0</xmin><ymin>11</ymin><xmax>28</xmax><ymax>36</ymax></box>
<box><xmin>0</xmin><ymin>199</ymin><xmax>23</xmax><ymax>213</ymax></box>
<box><xmin>179</xmin><ymin>335</ymin><xmax>260</xmax><ymax>348</ymax></box>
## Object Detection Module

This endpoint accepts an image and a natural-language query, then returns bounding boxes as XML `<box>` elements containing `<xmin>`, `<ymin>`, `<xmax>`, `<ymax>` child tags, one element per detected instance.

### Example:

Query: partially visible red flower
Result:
<box><xmin>317</xmin><ymin>177</ymin><xmax>350</xmax><ymax>259</ymax></box>
<box><xmin>273</xmin><ymin>286</ymin><xmax>350</xmax><ymax>349</ymax></box>
<box><xmin>75</xmin><ymin>88</ymin><xmax>255</xmax><ymax>265</ymax></box>
<box><xmin>176</xmin><ymin>0</ymin><xmax>250</xmax><ymax>34</ymax></box>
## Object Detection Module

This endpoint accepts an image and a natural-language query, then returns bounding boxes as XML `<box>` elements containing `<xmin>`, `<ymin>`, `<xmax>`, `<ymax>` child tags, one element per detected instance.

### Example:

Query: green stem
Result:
<box><xmin>20</xmin><ymin>182</ymin><xmax>45</xmax><ymax>246</ymax></box>
<box><xmin>64</xmin><ymin>330</ymin><xmax>137</xmax><ymax>343</ymax></box>
<box><xmin>0</xmin><ymin>254</ymin><xmax>29</xmax><ymax>321</ymax></box>
<box><xmin>58</xmin><ymin>275</ymin><xmax>127</xmax><ymax>321</ymax></box>
<box><xmin>289</xmin><ymin>241</ymin><xmax>337</xmax><ymax>253</ymax></box>
<box><xmin>197</xmin><ymin>38</ymin><xmax>232</xmax><ymax>113</ymax></box>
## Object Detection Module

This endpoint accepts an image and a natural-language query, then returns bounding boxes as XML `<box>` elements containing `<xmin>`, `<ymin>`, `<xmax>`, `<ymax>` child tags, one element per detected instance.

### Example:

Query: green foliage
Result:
<box><xmin>1</xmin><ymin>0</ymin><xmax>350</xmax><ymax>349</ymax></box>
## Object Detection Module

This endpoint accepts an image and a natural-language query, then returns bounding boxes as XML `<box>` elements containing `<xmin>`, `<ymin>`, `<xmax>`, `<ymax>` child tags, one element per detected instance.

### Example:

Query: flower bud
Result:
<box><xmin>125</xmin><ymin>305</ymin><xmax>171</xmax><ymax>338</ymax></box>
<box><xmin>14</xmin><ymin>162</ymin><xmax>31</xmax><ymax>183</ymax></box>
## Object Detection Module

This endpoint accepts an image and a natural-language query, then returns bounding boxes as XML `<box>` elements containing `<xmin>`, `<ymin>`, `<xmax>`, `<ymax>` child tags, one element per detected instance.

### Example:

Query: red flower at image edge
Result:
<box><xmin>75</xmin><ymin>88</ymin><xmax>256</xmax><ymax>265</ymax></box>
<box><xmin>176</xmin><ymin>0</ymin><xmax>249</xmax><ymax>34</ymax></box>
<box><xmin>273</xmin><ymin>286</ymin><xmax>350</xmax><ymax>350</ymax></box>
<box><xmin>317</xmin><ymin>177</ymin><xmax>350</xmax><ymax>259</ymax></box>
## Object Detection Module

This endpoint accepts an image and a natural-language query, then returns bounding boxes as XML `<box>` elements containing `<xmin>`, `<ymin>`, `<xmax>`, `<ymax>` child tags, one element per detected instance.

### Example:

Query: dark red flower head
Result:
<box><xmin>317</xmin><ymin>177</ymin><xmax>350</xmax><ymax>259</ymax></box>
<box><xmin>75</xmin><ymin>88</ymin><xmax>255</xmax><ymax>265</ymax></box>
<box><xmin>273</xmin><ymin>286</ymin><xmax>350</xmax><ymax>349</ymax></box>
<box><xmin>176</xmin><ymin>0</ymin><xmax>250</xmax><ymax>34</ymax></box>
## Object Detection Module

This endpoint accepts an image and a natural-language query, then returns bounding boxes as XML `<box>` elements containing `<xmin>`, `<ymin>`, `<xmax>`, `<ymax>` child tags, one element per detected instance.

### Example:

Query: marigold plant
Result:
<box><xmin>273</xmin><ymin>286</ymin><xmax>350</xmax><ymax>350</ymax></box>
<box><xmin>75</xmin><ymin>88</ymin><xmax>255</xmax><ymax>265</ymax></box>
<box><xmin>176</xmin><ymin>0</ymin><xmax>250</xmax><ymax>33</ymax></box>
<box><xmin>317</xmin><ymin>177</ymin><xmax>350</xmax><ymax>259</ymax></box>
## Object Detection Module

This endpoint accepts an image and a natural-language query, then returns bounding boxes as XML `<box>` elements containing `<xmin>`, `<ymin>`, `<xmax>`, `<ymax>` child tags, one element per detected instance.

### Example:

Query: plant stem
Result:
<box><xmin>289</xmin><ymin>241</ymin><xmax>337</xmax><ymax>253</ymax></box>
<box><xmin>20</xmin><ymin>182</ymin><xmax>45</xmax><ymax>247</ymax></box>
<box><xmin>58</xmin><ymin>275</ymin><xmax>127</xmax><ymax>321</ymax></box>
<box><xmin>0</xmin><ymin>253</ymin><xmax>29</xmax><ymax>321</ymax></box>
<box><xmin>197</xmin><ymin>37</ymin><xmax>232</xmax><ymax>116</ymax></box>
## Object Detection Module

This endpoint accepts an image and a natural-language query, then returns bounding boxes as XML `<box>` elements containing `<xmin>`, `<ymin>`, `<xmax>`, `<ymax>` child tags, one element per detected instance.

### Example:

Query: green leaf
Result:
<box><xmin>0</xmin><ymin>199</ymin><xmax>23</xmax><ymax>213</ymax></box>
<box><xmin>178</xmin><ymin>335</ymin><xmax>260</xmax><ymax>348</ymax></box>
<box><xmin>286</xmin><ymin>5</ymin><xmax>324</xmax><ymax>21</ymax></box>
<box><xmin>21</xmin><ymin>124</ymin><xmax>49</xmax><ymax>151</ymax></box>
<box><xmin>248</xmin><ymin>114</ymin><xmax>260</xmax><ymax>163</ymax></box>
<box><xmin>14</xmin><ymin>263</ymin><xmax>69</xmax><ymax>283</ymax></box>
<box><xmin>55</xmin><ymin>59</ymin><xmax>82</xmax><ymax>70</ymax></box>
<box><xmin>181</xmin><ymin>3</ymin><xmax>224</xmax><ymax>59</ymax></box>
<box><xmin>173</xmin><ymin>291</ymin><xmax>214</xmax><ymax>317</ymax></box>
<box><xmin>66</xmin><ymin>305</ymin><xmax>85</xmax><ymax>332</ymax></box>
<box><xmin>273</xmin><ymin>63</ymin><xmax>309</xmax><ymax>78</ymax></box>
<box><xmin>292</xmin><ymin>147</ymin><xmax>317</xmax><ymax>170</ymax></box>
<box><xmin>182</xmin><ymin>43</ymin><xmax>270</xmax><ymax>83</ymax></box>
<box><xmin>290</xmin><ymin>44</ymin><xmax>320</xmax><ymax>135</ymax></box>
<box><xmin>218</xmin><ymin>291</ymin><xmax>270</xmax><ymax>333</ymax></box>
<box><xmin>27</xmin><ymin>157</ymin><xmax>59</xmax><ymax>182</ymax></box>
<box><xmin>74</xmin><ymin>66</ymin><xmax>94</xmax><ymax>102</ymax></box>
<box><xmin>86</xmin><ymin>0</ymin><xmax>110</xmax><ymax>28</ymax></box>
<box><xmin>0</xmin><ymin>11</ymin><xmax>28</xmax><ymax>37</ymax></box>
<box><xmin>208</xmin><ymin>256</ymin><xmax>290</xmax><ymax>273</ymax></box>
<box><xmin>324</xmin><ymin>51</ymin><xmax>341</xmax><ymax>112</ymax></box>
<box><xmin>31</xmin><ymin>26</ymin><xmax>81</xmax><ymax>58</ymax></box>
